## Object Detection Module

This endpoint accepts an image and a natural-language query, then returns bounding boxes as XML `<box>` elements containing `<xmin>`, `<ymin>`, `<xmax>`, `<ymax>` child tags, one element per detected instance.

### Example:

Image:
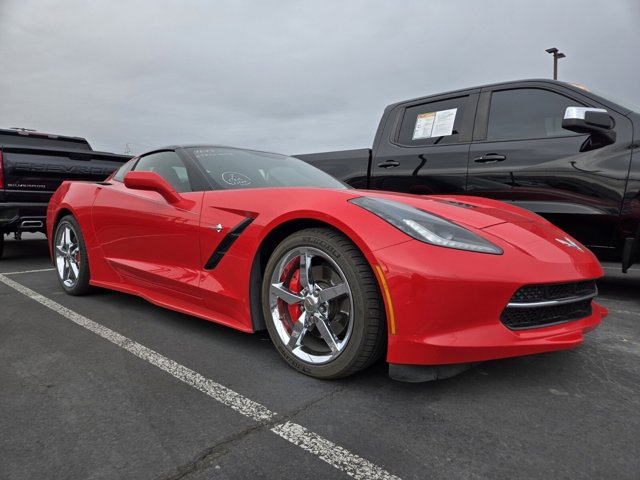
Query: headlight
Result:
<box><xmin>350</xmin><ymin>196</ymin><xmax>503</xmax><ymax>255</ymax></box>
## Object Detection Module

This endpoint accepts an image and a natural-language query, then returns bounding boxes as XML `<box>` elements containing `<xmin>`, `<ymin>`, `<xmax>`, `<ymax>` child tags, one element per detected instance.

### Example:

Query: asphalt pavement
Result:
<box><xmin>1</xmin><ymin>234</ymin><xmax>639</xmax><ymax>480</ymax></box>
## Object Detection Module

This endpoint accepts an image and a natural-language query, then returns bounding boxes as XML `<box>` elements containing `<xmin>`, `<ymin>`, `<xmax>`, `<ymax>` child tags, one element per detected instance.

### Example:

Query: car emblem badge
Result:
<box><xmin>555</xmin><ymin>236</ymin><xmax>583</xmax><ymax>252</ymax></box>
<box><xmin>213</xmin><ymin>224</ymin><xmax>223</xmax><ymax>233</ymax></box>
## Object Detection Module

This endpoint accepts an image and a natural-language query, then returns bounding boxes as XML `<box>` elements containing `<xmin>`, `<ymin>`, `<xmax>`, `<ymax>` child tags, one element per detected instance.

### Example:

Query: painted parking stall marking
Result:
<box><xmin>271</xmin><ymin>421</ymin><xmax>399</xmax><ymax>480</ymax></box>
<box><xmin>0</xmin><ymin>273</ymin><xmax>400</xmax><ymax>480</ymax></box>
<box><xmin>2</xmin><ymin>267</ymin><xmax>55</xmax><ymax>275</ymax></box>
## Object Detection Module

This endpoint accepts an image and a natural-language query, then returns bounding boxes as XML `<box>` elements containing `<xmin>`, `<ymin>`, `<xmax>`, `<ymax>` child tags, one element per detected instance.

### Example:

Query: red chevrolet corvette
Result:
<box><xmin>47</xmin><ymin>146</ymin><xmax>607</xmax><ymax>381</ymax></box>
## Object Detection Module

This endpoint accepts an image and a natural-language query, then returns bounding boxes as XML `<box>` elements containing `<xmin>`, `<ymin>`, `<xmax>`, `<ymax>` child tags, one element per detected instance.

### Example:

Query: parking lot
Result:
<box><xmin>1</xmin><ymin>234</ymin><xmax>639</xmax><ymax>480</ymax></box>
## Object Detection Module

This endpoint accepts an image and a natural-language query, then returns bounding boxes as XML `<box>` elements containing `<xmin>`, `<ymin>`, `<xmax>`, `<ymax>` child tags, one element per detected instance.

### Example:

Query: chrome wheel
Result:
<box><xmin>55</xmin><ymin>224</ymin><xmax>81</xmax><ymax>288</ymax></box>
<box><xmin>268</xmin><ymin>246</ymin><xmax>353</xmax><ymax>365</ymax></box>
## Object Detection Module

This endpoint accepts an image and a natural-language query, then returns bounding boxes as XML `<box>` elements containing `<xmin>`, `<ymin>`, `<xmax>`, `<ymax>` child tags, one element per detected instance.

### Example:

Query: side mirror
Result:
<box><xmin>124</xmin><ymin>171</ymin><xmax>183</xmax><ymax>205</ymax></box>
<box><xmin>562</xmin><ymin>107</ymin><xmax>615</xmax><ymax>150</ymax></box>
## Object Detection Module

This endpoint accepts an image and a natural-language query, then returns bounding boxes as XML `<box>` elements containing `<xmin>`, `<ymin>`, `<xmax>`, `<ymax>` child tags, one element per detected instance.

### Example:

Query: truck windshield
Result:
<box><xmin>187</xmin><ymin>147</ymin><xmax>348</xmax><ymax>190</ymax></box>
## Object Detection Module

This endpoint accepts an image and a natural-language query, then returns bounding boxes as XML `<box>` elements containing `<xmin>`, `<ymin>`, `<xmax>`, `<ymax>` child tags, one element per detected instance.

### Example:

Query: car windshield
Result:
<box><xmin>187</xmin><ymin>147</ymin><xmax>348</xmax><ymax>190</ymax></box>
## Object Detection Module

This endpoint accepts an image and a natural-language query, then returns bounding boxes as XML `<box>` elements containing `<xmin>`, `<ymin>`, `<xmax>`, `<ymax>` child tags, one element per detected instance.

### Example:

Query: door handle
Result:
<box><xmin>473</xmin><ymin>153</ymin><xmax>506</xmax><ymax>164</ymax></box>
<box><xmin>377</xmin><ymin>160</ymin><xmax>400</xmax><ymax>168</ymax></box>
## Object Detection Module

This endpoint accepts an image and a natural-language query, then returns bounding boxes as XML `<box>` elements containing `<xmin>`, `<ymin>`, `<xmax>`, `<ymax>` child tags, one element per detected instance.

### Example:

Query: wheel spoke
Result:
<box><xmin>70</xmin><ymin>246</ymin><xmax>80</xmax><ymax>264</ymax></box>
<box><xmin>271</xmin><ymin>283</ymin><xmax>303</xmax><ymax>305</ymax></box>
<box><xmin>69</xmin><ymin>261</ymin><xmax>80</xmax><ymax>279</ymax></box>
<box><xmin>55</xmin><ymin>245</ymin><xmax>66</xmax><ymax>256</ymax></box>
<box><xmin>314</xmin><ymin>314</ymin><xmax>340</xmax><ymax>353</ymax></box>
<box><xmin>317</xmin><ymin>283</ymin><xmax>349</xmax><ymax>303</ymax></box>
<box><xmin>62</xmin><ymin>260</ymin><xmax>70</xmax><ymax>282</ymax></box>
<box><xmin>55</xmin><ymin>256</ymin><xmax>65</xmax><ymax>277</ymax></box>
<box><xmin>63</xmin><ymin>227</ymin><xmax>71</xmax><ymax>246</ymax></box>
<box><xmin>287</xmin><ymin>312</ymin><xmax>307</xmax><ymax>349</ymax></box>
<box><xmin>299</xmin><ymin>251</ymin><xmax>314</xmax><ymax>292</ymax></box>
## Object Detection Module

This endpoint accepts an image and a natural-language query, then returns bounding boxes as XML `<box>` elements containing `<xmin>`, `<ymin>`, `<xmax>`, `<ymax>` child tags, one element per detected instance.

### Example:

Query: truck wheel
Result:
<box><xmin>262</xmin><ymin>228</ymin><xmax>386</xmax><ymax>379</ymax></box>
<box><xmin>53</xmin><ymin>215</ymin><xmax>91</xmax><ymax>295</ymax></box>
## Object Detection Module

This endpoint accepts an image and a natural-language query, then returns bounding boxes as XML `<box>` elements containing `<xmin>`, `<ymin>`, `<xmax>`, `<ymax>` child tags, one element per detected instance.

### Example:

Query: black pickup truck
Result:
<box><xmin>296</xmin><ymin>79</ymin><xmax>640</xmax><ymax>272</ymax></box>
<box><xmin>0</xmin><ymin>128</ymin><xmax>131</xmax><ymax>258</ymax></box>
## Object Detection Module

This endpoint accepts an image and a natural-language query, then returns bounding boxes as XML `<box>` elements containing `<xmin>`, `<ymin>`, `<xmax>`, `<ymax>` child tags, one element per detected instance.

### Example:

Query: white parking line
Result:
<box><xmin>272</xmin><ymin>421</ymin><xmax>398</xmax><ymax>479</ymax></box>
<box><xmin>0</xmin><ymin>273</ymin><xmax>400</xmax><ymax>480</ymax></box>
<box><xmin>2</xmin><ymin>268</ymin><xmax>55</xmax><ymax>275</ymax></box>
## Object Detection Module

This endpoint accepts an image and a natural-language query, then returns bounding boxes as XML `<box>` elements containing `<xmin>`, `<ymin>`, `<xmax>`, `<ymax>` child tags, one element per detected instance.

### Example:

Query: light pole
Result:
<box><xmin>545</xmin><ymin>47</ymin><xmax>566</xmax><ymax>80</ymax></box>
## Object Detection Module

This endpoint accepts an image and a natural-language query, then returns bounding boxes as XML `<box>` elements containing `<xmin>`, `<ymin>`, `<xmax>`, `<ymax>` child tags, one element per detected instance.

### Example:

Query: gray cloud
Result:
<box><xmin>1</xmin><ymin>0</ymin><xmax>638</xmax><ymax>155</ymax></box>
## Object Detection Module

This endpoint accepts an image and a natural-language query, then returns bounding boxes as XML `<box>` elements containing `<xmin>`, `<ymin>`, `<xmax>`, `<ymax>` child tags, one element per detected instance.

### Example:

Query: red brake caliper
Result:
<box><xmin>287</xmin><ymin>267</ymin><xmax>303</xmax><ymax>323</ymax></box>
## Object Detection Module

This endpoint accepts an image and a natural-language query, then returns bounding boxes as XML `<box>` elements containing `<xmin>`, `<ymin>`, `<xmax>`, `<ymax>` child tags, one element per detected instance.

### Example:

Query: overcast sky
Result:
<box><xmin>1</xmin><ymin>0</ymin><xmax>638</xmax><ymax>156</ymax></box>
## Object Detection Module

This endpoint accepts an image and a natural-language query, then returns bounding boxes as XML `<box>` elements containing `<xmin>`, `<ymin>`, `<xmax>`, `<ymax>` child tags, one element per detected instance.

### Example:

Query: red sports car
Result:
<box><xmin>47</xmin><ymin>146</ymin><xmax>607</xmax><ymax>381</ymax></box>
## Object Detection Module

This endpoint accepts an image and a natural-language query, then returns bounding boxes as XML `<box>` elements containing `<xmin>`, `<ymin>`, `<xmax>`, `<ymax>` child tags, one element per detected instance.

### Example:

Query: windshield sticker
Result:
<box><xmin>431</xmin><ymin>108</ymin><xmax>457</xmax><ymax>137</ymax></box>
<box><xmin>222</xmin><ymin>172</ymin><xmax>252</xmax><ymax>186</ymax></box>
<box><xmin>192</xmin><ymin>148</ymin><xmax>231</xmax><ymax>159</ymax></box>
<box><xmin>412</xmin><ymin>108</ymin><xmax>457</xmax><ymax>139</ymax></box>
<box><xmin>412</xmin><ymin>112</ymin><xmax>436</xmax><ymax>139</ymax></box>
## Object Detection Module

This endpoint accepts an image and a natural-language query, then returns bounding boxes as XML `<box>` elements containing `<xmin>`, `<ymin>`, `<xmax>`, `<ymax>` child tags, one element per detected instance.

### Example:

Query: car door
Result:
<box><xmin>369</xmin><ymin>92</ymin><xmax>478</xmax><ymax>195</ymax></box>
<box><xmin>91</xmin><ymin>150</ymin><xmax>205</xmax><ymax>302</ymax></box>
<box><xmin>467</xmin><ymin>84</ymin><xmax>633</xmax><ymax>253</ymax></box>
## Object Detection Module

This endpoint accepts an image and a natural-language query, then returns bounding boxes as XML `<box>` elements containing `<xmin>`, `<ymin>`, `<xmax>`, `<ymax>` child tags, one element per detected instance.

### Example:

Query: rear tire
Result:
<box><xmin>53</xmin><ymin>215</ymin><xmax>91</xmax><ymax>295</ymax></box>
<box><xmin>262</xmin><ymin>228</ymin><xmax>386</xmax><ymax>379</ymax></box>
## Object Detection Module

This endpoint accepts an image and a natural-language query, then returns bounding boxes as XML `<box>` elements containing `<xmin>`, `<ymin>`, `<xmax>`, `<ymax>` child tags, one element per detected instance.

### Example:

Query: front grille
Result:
<box><xmin>501</xmin><ymin>299</ymin><xmax>593</xmax><ymax>330</ymax></box>
<box><xmin>501</xmin><ymin>280</ymin><xmax>597</xmax><ymax>330</ymax></box>
<box><xmin>510</xmin><ymin>280</ymin><xmax>596</xmax><ymax>303</ymax></box>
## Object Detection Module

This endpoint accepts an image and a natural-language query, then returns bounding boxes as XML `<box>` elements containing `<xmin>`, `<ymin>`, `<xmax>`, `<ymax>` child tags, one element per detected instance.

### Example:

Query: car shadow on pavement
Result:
<box><xmin>598</xmin><ymin>269</ymin><xmax>640</xmax><ymax>308</ymax></box>
<box><xmin>2</xmin><ymin>233</ymin><xmax>50</xmax><ymax>262</ymax></box>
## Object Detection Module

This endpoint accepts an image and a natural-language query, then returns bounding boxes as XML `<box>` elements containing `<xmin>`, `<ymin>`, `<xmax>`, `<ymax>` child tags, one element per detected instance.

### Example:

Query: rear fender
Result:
<box><xmin>47</xmin><ymin>182</ymin><xmax>101</xmax><ymax>270</ymax></box>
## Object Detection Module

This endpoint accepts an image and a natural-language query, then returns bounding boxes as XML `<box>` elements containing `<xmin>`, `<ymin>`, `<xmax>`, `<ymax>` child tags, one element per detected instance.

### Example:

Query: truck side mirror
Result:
<box><xmin>562</xmin><ymin>107</ymin><xmax>615</xmax><ymax>150</ymax></box>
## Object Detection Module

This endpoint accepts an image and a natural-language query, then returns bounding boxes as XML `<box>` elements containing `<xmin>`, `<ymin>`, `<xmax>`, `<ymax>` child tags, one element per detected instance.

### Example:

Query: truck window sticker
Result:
<box><xmin>412</xmin><ymin>108</ymin><xmax>457</xmax><ymax>140</ymax></box>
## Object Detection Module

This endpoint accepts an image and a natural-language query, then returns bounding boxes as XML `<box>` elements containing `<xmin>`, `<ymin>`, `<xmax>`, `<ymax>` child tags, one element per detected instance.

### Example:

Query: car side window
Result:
<box><xmin>112</xmin><ymin>158</ymin><xmax>136</xmax><ymax>182</ymax></box>
<box><xmin>133</xmin><ymin>151</ymin><xmax>193</xmax><ymax>193</ymax></box>
<box><xmin>397</xmin><ymin>96</ymin><xmax>469</xmax><ymax>146</ymax></box>
<box><xmin>487</xmin><ymin>88</ymin><xmax>585</xmax><ymax>141</ymax></box>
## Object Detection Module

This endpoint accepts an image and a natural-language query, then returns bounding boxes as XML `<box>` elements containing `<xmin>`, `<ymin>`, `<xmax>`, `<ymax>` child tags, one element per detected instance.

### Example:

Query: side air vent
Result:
<box><xmin>204</xmin><ymin>217</ymin><xmax>254</xmax><ymax>270</ymax></box>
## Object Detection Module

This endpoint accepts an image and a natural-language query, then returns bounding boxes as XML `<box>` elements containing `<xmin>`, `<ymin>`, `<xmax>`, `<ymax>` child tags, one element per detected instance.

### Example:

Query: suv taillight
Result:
<box><xmin>0</xmin><ymin>150</ymin><xmax>4</xmax><ymax>189</ymax></box>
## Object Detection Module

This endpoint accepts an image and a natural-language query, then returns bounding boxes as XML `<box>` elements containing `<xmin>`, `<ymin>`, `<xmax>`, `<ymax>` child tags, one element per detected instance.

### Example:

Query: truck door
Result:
<box><xmin>369</xmin><ymin>92</ymin><xmax>478</xmax><ymax>195</ymax></box>
<box><xmin>467</xmin><ymin>85</ymin><xmax>633</xmax><ymax>255</ymax></box>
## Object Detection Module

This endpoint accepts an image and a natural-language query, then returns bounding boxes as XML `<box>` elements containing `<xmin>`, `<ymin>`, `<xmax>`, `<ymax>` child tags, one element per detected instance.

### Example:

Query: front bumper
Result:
<box><xmin>371</xmin><ymin>238</ymin><xmax>606</xmax><ymax>366</ymax></box>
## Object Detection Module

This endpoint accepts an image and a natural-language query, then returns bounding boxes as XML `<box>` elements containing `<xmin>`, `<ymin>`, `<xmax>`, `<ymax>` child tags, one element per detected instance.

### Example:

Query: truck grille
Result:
<box><xmin>501</xmin><ymin>280</ymin><xmax>597</xmax><ymax>330</ymax></box>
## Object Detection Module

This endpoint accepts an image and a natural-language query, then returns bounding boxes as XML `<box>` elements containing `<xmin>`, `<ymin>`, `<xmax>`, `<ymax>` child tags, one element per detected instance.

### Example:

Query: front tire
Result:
<box><xmin>262</xmin><ymin>228</ymin><xmax>386</xmax><ymax>379</ymax></box>
<box><xmin>53</xmin><ymin>215</ymin><xmax>91</xmax><ymax>295</ymax></box>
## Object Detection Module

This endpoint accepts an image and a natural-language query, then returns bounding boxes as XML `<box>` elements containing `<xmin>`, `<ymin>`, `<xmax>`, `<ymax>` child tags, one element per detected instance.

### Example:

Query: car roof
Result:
<box><xmin>137</xmin><ymin>144</ymin><xmax>290</xmax><ymax>158</ymax></box>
